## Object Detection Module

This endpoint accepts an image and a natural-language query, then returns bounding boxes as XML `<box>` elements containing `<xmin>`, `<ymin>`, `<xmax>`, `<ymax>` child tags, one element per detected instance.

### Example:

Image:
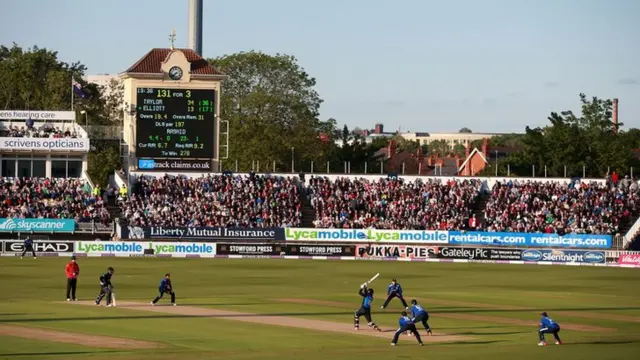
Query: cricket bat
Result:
<box><xmin>111</xmin><ymin>293</ymin><xmax>117</xmax><ymax>307</ymax></box>
<box><xmin>366</xmin><ymin>273</ymin><xmax>380</xmax><ymax>286</ymax></box>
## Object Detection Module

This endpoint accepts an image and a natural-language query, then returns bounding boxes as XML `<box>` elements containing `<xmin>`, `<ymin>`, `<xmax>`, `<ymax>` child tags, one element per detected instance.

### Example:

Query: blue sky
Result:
<box><xmin>2</xmin><ymin>0</ymin><xmax>639</xmax><ymax>133</ymax></box>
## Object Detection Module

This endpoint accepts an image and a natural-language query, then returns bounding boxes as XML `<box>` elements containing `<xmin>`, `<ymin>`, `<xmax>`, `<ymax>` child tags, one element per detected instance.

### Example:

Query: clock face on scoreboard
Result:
<box><xmin>135</xmin><ymin>87</ymin><xmax>215</xmax><ymax>159</ymax></box>
<box><xmin>168</xmin><ymin>66</ymin><xmax>183</xmax><ymax>80</ymax></box>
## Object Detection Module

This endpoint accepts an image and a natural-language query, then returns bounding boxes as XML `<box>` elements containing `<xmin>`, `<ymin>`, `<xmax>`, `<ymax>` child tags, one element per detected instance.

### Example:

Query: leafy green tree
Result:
<box><xmin>0</xmin><ymin>43</ymin><xmax>86</xmax><ymax>110</ymax></box>
<box><xmin>428</xmin><ymin>139</ymin><xmax>450</xmax><ymax>156</ymax></box>
<box><xmin>452</xmin><ymin>143</ymin><xmax>466</xmax><ymax>157</ymax></box>
<box><xmin>99</xmin><ymin>78</ymin><xmax>124</xmax><ymax>125</ymax></box>
<box><xmin>504</xmin><ymin>94</ymin><xmax>638</xmax><ymax>177</ymax></box>
<box><xmin>87</xmin><ymin>141</ymin><xmax>122</xmax><ymax>186</ymax></box>
<box><xmin>210</xmin><ymin>51</ymin><xmax>333</xmax><ymax>172</ymax></box>
<box><xmin>459</xmin><ymin>127</ymin><xmax>472</xmax><ymax>133</ymax></box>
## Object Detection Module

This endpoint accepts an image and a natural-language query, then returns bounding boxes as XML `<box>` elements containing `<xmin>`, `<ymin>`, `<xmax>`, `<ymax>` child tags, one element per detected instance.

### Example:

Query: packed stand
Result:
<box><xmin>307</xmin><ymin>177</ymin><xmax>483</xmax><ymax>230</ymax></box>
<box><xmin>2</xmin><ymin>124</ymin><xmax>78</xmax><ymax>138</ymax></box>
<box><xmin>0</xmin><ymin>177</ymin><xmax>111</xmax><ymax>224</ymax></box>
<box><xmin>483</xmin><ymin>179</ymin><xmax>640</xmax><ymax>235</ymax></box>
<box><xmin>121</xmin><ymin>174</ymin><xmax>302</xmax><ymax>228</ymax></box>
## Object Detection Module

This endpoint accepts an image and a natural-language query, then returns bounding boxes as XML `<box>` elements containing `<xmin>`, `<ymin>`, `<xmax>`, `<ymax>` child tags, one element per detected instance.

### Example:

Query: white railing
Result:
<box><xmin>624</xmin><ymin>217</ymin><xmax>640</xmax><ymax>248</ymax></box>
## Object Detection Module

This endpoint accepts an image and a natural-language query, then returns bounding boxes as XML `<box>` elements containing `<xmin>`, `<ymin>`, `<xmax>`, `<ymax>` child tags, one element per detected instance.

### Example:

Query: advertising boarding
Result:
<box><xmin>285</xmin><ymin>228</ymin><xmax>449</xmax><ymax>244</ymax></box>
<box><xmin>284</xmin><ymin>228</ymin><xmax>611</xmax><ymax>249</ymax></box>
<box><xmin>447</xmin><ymin>231</ymin><xmax>612</xmax><ymax>249</ymax></box>
<box><xmin>436</xmin><ymin>247</ymin><xmax>605</xmax><ymax>264</ymax></box>
<box><xmin>356</xmin><ymin>245</ymin><xmax>438</xmax><ymax>259</ymax></box>
<box><xmin>617</xmin><ymin>253</ymin><xmax>640</xmax><ymax>266</ymax></box>
<box><xmin>0</xmin><ymin>218</ymin><xmax>76</xmax><ymax>233</ymax></box>
<box><xmin>120</xmin><ymin>225</ymin><xmax>282</xmax><ymax>241</ymax></box>
<box><xmin>74</xmin><ymin>241</ymin><xmax>217</xmax><ymax>258</ymax></box>
<box><xmin>0</xmin><ymin>138</ymin><xmax>89</xmax><ymax>152</ymax></box>
<box><xmin>2</xmin><ymin>241</ymin><xmax>75</xmax><ymax>256</ymax></box>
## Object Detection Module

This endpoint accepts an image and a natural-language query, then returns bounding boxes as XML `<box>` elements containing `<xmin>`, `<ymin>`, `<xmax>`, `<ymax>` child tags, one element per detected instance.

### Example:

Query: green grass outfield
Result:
<box><xmin>1</xmin><ymin>257</ymin><xmax>639</xmax><ymax>360</ymax></box>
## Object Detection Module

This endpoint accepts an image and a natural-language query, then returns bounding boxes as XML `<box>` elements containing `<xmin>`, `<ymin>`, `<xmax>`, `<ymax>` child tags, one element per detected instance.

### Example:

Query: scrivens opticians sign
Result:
<box><xmin>0</xmin><ymin>138</ymin><xmax>89</xmax><ymax>152</ymax></box>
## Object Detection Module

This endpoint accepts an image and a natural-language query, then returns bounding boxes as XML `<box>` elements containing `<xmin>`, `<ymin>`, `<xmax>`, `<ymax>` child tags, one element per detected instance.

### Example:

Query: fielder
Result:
<box><xmin>21</xmin><ymin>237</ymin><xmax>36</xmax><ymax>258</ymax></box>
<box><xmin>410</xmin><ymin>299</ymin><xmax>432</xmax><ymax>335</ymax></box>
<box><xmin>391</xmin><ymin>311</ymin><xmax>424</xmax><ymax>346</ymax></box>
<box><xmin>354</xmin><ymin>284</ymin><xmax>381</xmax><ymax>332</ymax></box>
<box><xmin>95</xmin><ymin>267</ymin><xmax>115</xmax><ymax>307</ymax></box>
<box><xmin>151</xmin><ymin>273</ymin><xmax>176</xmax><ymax>306</ymax></box>
<box><xmin>538</xmin><ymin>312</ymin><xmax>562</xmax><ymax>346</ymax></box>
<box><xmin>381</xmin><ymin>278</ymin><xmax>409</xmax><ymax>309</ymax></box>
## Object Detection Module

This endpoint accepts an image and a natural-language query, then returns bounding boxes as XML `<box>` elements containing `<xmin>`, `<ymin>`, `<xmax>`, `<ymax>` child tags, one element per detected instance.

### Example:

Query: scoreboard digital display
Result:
<box><xmin>135</xmin><ymin>88</ymin><xmax>215</xmax><ymax>159</ymax></box>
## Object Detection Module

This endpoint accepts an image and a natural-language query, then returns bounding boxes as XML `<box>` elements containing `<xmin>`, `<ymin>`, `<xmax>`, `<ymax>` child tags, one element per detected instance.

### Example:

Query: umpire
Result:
<box><xmin>21</xmin><ymin>236</ymin><xmax>36</xmax><ymax>258</ymax></box>
<box><xmin>65</xmin><ymin>255</ymin><xmax>80</xmax><ymax>301</ymax></box>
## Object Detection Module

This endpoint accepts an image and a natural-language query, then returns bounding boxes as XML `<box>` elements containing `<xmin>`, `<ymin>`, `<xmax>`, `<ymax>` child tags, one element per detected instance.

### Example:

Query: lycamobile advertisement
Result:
<box><xmin>75</xmin><ymin>241</ymin><xmax>217</xmax><ymax>257</ymax></box>
<box><xmin>520</xmin><ymin>249</ymin><xmax>605</xmax><ymax>264</ymax></box>
<box><xmin>285</xmin><ymin>228</ymin><xmax>449</xmax><ymax>244</ymax></box>
<box><xmin>150</xmin><ymin>242</ymin><xmax>216</xmax><ymax>257</ymax></box>
<box><xmin>76</xmin><ymin>241</ymin><xmax>146</xmax><ymax>255</ymax></box>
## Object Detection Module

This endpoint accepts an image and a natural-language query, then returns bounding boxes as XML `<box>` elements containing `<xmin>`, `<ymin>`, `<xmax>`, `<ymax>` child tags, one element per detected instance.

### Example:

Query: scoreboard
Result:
<box><xmin>135</xmin><ymin>87</ymin><xmax>215</xmax><ymax>159</ymax></box>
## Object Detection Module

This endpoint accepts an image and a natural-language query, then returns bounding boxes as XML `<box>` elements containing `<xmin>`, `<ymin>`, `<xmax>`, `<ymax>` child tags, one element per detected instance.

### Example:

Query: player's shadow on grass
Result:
<box><xmin>444</xmin><ymin>340</ymin><xmax>503</xmax><ymax>346</ymax></box>
<box><xmin>0</xmin><ymin>351</ymin><xmax>120</xmax><ymax>357</ymax></box>
<box><xmin>564</xmin><ymin>340</ymin><xmax>640</xmax><ymax>346</ymax></box>
<box><xmin>456</xmin><ymin>331</ymin><xmax>527</xmax><ymax>336</ymax></box>
<box><xmin>0</xmin><ymin>313</ymin><xmax>31</xmax><ymax>316</ymax></box>
<box><xmin>434</xmin><ymin>306</ymin><xmax>640</xmax><ymax>313</ymax></box>
<box><xmin>439</xmin><ymin>325</ymin><xmax>504</xmax><ymax>330</ymax></box>
<box><xmin>0</xmin><ymin>312</ymin><xmax>356</xmax><ymax>323</ymax></box>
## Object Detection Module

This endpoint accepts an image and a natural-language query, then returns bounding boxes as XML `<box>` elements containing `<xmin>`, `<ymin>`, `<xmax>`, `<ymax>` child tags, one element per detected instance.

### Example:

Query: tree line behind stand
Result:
<box><xmin>2</xmin><ymin>44</ymin><xmax>639</xmax><ymax>183</ymax></box>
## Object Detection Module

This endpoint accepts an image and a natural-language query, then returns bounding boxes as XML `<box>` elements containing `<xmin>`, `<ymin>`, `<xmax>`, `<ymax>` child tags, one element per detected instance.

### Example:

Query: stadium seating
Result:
<box><xmin>483</xmin><ymin>180</ymin><xmax>640</xmax><ymax>235</ymax></box>
<box><xmin>305</xmin><ymin>177</ymin><xmax>483</xmax><ymax>229</ymax></box>
<box><xmin>0</xmin><ymin>177</ymin><xmax>110</xmax><ymax>223</ymax></box>
<box><xmin>1</xmin><ymin>124</ymin><xmax>78</xmax><ymax>138</ymax></box>
<box><xmin>121</xmin><ymin>174</ymin><xmax>302</xmax><ymax>228</ymax></box>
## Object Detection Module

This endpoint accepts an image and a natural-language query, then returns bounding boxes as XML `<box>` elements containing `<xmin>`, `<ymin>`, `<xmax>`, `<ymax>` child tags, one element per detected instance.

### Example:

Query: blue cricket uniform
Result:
<box><xmin>152</xmin><ymin>277</ymin><xmax>176</xmax><ymax>305</ymax></box>
<box><xmin>382</xmin><ymin>281</ymin><xmax>409</xmax><ymax>309</ymax></box>
<box><xmin>21</xmin><ymin>237</ymin><xmax>36</xmax><ymax>257</ymax></box>
<box><xmin>392</xmin><ymin>315</ymin><xmax>423</xmax><ymax>345</ymax></box>
<box><xmin>539</xmin><ymin>315</ymin><xmax>562</xmax><ymax>343</ymax></box>
<box><xmin>354</xmin><ymin>287</ymin><xmax>380</xmax><ymax>331</ymax></box>
<box><xmin>410</xmin><ymin>303</ymin><xmax>432</xmax><ymax>332</ymax></box>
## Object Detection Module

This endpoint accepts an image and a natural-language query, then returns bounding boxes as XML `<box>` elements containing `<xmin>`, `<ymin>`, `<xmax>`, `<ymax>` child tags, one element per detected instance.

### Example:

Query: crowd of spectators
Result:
<box><xmin>2</xmin><ymin>124</ymin><xmax>78</xmax><ymax>138</ymax></box>
<box><xmin>0</xmin><ymin>177</ymin><xmax>110</xmax><ymax>224</ymax></box>
<box><xmin>120</xmin><ymin>174</ymin><xmax>302</xmax><ymax>228</ymax></box>
<box><xmin>306</xmin><ymin>176</ymin><xmax>482</xmax><ymax>230</ymax></box>
<box><xmin>483</xmin><ymin>179</ymin><xmax>640</xmax><ymax>235</ymax></box>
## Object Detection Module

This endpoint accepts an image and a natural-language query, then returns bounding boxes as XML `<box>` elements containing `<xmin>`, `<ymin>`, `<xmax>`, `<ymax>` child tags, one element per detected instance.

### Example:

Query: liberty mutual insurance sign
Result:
<box><xmin>120</xmin><ymin>226</ymin><xmax>283</xmax><ymax>241</ymax></box>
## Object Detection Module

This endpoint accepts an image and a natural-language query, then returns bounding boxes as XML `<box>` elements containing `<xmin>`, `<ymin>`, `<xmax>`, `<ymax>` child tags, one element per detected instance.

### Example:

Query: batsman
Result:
<box><xmin>95</xmin><ymin>267</ymin><xmax>115</xmax><ymax>307</ymax></box>
<box><xmin>354</xmin><ymin>282</ymin><xmax>381</xmax><ymax>332</ymax></box>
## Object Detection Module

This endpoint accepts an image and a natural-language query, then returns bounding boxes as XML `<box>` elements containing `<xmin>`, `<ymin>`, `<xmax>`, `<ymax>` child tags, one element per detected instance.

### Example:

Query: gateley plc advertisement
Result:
<box><xmin>285</xmin><ymin>228</ymin><xmax>449</xmax><ymax>244</ymax></box>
